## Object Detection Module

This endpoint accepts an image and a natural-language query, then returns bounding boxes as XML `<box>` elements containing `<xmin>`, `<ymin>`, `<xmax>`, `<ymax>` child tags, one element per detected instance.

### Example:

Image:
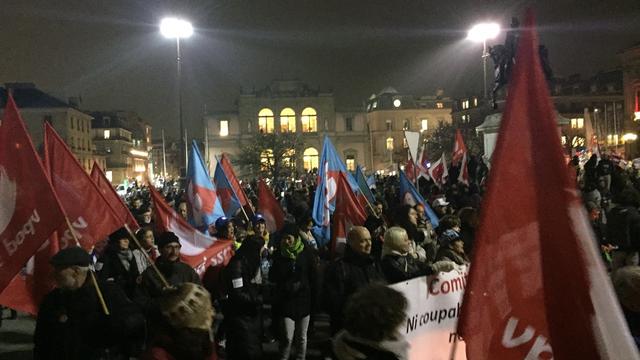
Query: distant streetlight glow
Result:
<box><xmin>467</xmin><ymin>23</ymin><xmax>500</xmax><ymax>43</ymax></box>
<box><xmin>467</xmin><ymin>22</ymin><xmax>500</xmax><ymax>99</ymax></box>
<box><xmin>160</xmin><ymin>18</ymin><xmax>193</xmax><ymax>39</ymax></box>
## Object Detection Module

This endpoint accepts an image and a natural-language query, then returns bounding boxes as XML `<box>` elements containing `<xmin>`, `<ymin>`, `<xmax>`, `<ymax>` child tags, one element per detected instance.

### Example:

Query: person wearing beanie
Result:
<box><xmin>270</xmin><ymin>223</ymin><xmax>318</xmax><ymax>360</ymax></box>
<box><xmin>223</xmin><ymin>235</ymin><xmax>265</xmax><ymax>359</ymax></box>
<box><xmin>96</xmin><ymin>227</ymin><xmax>141</xmax><ymax>298</ymax></box>
<box><xmin>142</xmin><ymin>283</ymin><xmax>217</xmax><ymax>360</ymax></box>
<box><xmin>435</xmin><ymin>229</ymin><xmax>470</xmax><ymax>265</ymax></box>
<box><xmin>139</xmin><ymin>231</ymin><xmax>200</xmax><ymax>300</ymax></box>
<box><xmin>34</xmin><ymin>246</ymin><xmax>145</xmax><ymax>360</ymax></box>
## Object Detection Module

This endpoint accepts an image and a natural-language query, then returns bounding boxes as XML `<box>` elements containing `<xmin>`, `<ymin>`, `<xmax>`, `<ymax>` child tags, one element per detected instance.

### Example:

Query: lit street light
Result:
<box><xmin>467</xmin><ymin>22</ymin><xmax>500</xmax><ymax>99</ymax></box>
<box><xmin>160</xmin><ymin>17</ymin><xmax>193</xmax><ymax>177</ymax></box>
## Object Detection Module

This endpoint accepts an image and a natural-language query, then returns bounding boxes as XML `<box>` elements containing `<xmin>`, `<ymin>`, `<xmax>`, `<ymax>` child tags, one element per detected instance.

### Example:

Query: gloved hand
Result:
<box><xmin>431</xmin><ymin>260</ymin><xmax>455</xmax><ymax>273</ymax></box>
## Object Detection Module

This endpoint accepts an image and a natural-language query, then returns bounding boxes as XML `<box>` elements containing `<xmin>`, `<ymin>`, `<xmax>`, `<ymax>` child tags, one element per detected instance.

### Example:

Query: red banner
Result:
<box><xmin>257</xmin><ymin>179</ymin><xmax>285</xmax><ymax>233</ymax></box>
<box><xmin>90</xmin><ymin>162</ymin><xmax>139</xmax><ymax>231</ymax></box>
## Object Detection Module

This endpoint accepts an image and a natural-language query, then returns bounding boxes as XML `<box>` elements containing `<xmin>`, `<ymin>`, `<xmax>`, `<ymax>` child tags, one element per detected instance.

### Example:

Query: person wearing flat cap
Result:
<box><xmin>34</xmin><ymin>246</ymin><xmax>145</xmax><ymax>360</ymax></box>
<box><xmin>139</xmin><ymin>231</ymin><xmax>200</xmax><ymax>300</ymax></box>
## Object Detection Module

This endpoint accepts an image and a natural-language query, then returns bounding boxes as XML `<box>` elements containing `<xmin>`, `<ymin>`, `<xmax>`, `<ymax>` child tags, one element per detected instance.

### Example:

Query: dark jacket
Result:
<box><xmin>96</xmin><ymin>248</ymin><xmax>140</xmax><ymax>298</ymax></box>
<box><xmin>606</xmin><ymin>205</ymin><xmax>640</xmax><ymax>251</ymax></box>
<box><xmin>270</xmin><ymin>244</ymin><xmax>318</xmax><ymax>320</ymax></box>
<box><xmin>381</xmin><ymin>253</ymin><xmax>432</xmax><ymax>284</ymax></box>
<box><xmin>223</xmin><ymin>253</ymin><xmax>263</xmax><ymax>360</ymax></box>
<box><xmin>323</xmin><ymin>246</ymin><xmax>386</xmax><ymax>334</ymax></box>
<box><xmin>34</xmin><ymin>277</ymin><xmax>145</xmax><ymax>360</ymax></box>
<box><xmin>435</xmin><ymin>247</ymin><xmax>469</xmax><ymax>265</ymax></box>
<box><xmin>140</xmin><ymin>257</ymin><xmax>201</xmax><ymax>298</ymax></box>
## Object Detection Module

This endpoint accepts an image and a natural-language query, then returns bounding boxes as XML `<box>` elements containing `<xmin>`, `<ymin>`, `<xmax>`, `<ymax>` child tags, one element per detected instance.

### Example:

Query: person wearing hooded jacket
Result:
<box><xmin>381</xmin><ymin>227</ymin><xmax>454</xmax><ymax>284</ymax></box>
<box><xmin>270</xmin><ymin>223</ymin><xmax>318</xmax><ymax>360</ymax></box>
<box><xmin>223</xmin><ymin>235</ymin><xmax>265</xmax><ymax>359</ymax></box>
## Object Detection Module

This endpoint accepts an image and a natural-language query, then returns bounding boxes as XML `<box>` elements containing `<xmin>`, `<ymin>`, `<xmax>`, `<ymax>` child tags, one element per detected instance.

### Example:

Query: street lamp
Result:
<box><xmin>467</xmin><ymin>22</ymin><xmax>500</xmax><ymax>99</ymax></box>
<box><xmin>160</xmin><ymin>17</ymin><xmax>193</xmax><ymax>177</ymax></box>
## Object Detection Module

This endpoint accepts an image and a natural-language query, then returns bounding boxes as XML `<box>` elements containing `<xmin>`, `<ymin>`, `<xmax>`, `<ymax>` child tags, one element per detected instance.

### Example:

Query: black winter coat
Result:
<box><xmin>270</xmin><ymin>245</ymin><xmax>318</xmax><ymax>320</ymax></box>
<box><xmin>34</xmin><ymin>278</ymin><xmax>145</xmax><ymax>360</ymax></box>
<box><xmin>323</xmin><ymin>246</ymin><xmax>386</xmax><ymax>334</ymax></box>
<box><xmin>140</xmin><ymin>257</ymin><xmax>201</xmax><ymax>299</ymax></box>
<box><xmin>96</xmin><ymin>248</ymin><xmax>140</xmax><ymax>299</ymax></box>
<box><xmin>381</xmin><ymin>253</ymin><xmax>432</xmax><ymax>284</ymax></box>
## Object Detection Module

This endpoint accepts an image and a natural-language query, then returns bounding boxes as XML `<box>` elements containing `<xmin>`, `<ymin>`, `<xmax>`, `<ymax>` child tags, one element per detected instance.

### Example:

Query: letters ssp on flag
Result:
<box><xmin>0</xmin><ymin>95</ymin><xmax>65</xmax><ymax>293</ymax></box>
<box><xmin>458</xmin><ymin>10</ymin><xmax>639</xmax><ymax>360</ymax></box>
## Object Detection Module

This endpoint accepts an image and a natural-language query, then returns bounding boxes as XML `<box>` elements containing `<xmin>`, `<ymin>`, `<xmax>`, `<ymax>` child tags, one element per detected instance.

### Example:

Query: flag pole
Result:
<box><xmin>214</xmin><ymin>155</ymin><xmax>251</xmax><ymax>225</ymax></box>
<box><xmin>63</xmin><ymin>217</ymin><xmax>109</xmax><ymax>316</ymax></box>
<box><xmin>124</xmin><ymin>224</ymin><xmax>171</xmax><ymax>289</ymax></box>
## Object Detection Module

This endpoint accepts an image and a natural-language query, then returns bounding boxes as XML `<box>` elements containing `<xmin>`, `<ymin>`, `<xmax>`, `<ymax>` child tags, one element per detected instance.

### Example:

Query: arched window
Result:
<box><xmin>280</xmin><ymin>108</ymin><xmax>296</xmax><ymax>133</ymax></box>
<box><xmin>303</xmin><ymin>147</ymin><xmax>319</xmax><ymax>171</ymax></box>
<box><xmin>260</xmin><ymin>149</ymin><xmax>274</xmax><ymax>170</ymax></box>
<box><xmin>283</xmin><ymin>149</ymin><xmax>295</xmax><ymax>168</ymax></box>
<box><xmin>301</xmin><ymin>107</ymin><xmax>317</xmax><ymax>133</ymax></box>
<box><xmin>572</xmin><ymin>136</ymin><xmax>586</xmax><ymax>148</ymax></box>
<box><xmin>386</xmin><ymin>137</ymin><xmax>394</xmax><ymax>150</ymax></box>
<box><xmin>258</xmin><ymin>108</ymin><xmax>274</xmax><ymax>134</ymax></box>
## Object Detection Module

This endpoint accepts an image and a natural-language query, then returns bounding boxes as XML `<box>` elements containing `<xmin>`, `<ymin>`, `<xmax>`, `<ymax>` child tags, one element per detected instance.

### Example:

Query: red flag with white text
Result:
<box><xmin>331</xmin><ymin>171</ymin><xmax>367</xmax><ymax>254</ymax></box>
<box><xmin>90</xmin><ymin>162</ymin><xmax>139</xmax><ymax>231</ymax></box>
<box><xmin>257</xmin><ymin>179</ymin><xmax>285</xmax><ymax>233</ymax></box>
<box><xmin>44</xmin><ymin>124</ymin><xmax>123</xmax><ymax>250</ymax></box>
<box><xmin>458</xmin><ymin>10</ymin><xmax>639</xmax><ymax>360</ymax></box>
<box><xmin>0</xmin><ymin>96</ymin><xmax>65</xmax><ymax>293</ymax></box>
<box><xmin>149</xmin><ymin>185</ymin><xmax>233</xmax><ymax>275</ymax></box>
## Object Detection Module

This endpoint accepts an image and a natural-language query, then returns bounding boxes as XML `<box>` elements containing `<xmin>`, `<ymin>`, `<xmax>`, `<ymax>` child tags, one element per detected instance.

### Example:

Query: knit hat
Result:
<box><xmin>439</xmin><ymin>229</ymin><xmax>462</xmax><ymax>247</ymax></box>
<box><xmin>157</xmin><ymin>283</ymin><xmax>214</xmax><ymax>330</ymax></box>
<box><xmin>252</xmin><ymin>213</ymin><xmax>266</xmax><ymax>225</ymax></box>
<box><xmin>281</xmin><ymin>223</ymin><xmax>299</xmax><ymax>238</ymax></box>
<box><xmin>156</xmin><ymin>231</ymin><xmax>180</xmax><ymax>249</ymax></box>
<box><xmin>108</xmin><ymin>227</ymin><xmax>130</xmax><ymax>243</ymax></box>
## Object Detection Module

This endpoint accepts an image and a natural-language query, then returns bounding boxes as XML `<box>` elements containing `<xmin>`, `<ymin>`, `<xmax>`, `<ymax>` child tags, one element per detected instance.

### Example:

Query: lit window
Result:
<box><xmin>372</xmin><ymin>101</ymin><xmax>378</xmax><ymax>109</ymax></box>
<box><xmin>403</xmin><ymin>119</ymin><xmax>410</xmax><ymax>130</ymax></box>
<box><xmin>219</xmin><ymin>120</ymin><xmax>229</xmax><ymax>136</ymax></box>
<box><xmin>571</xmin><ymin>136</ymin><xmax>586</xmax><ymax>148</ymax></box>
<box><xmin>303</xmin><ymin>147</ymin><xmax>319</xmax><ymax>171</ymax></box>
<box><xmin>386</xmin><ymin>137</ymin><xmax>394</xmax><ymax>150</ymax></box>
<box><xmin>104</xmin><ymin>130</ymin><xmax>111</xmax><ymax>139</ymax></box>
<box><xmin>280</xmin><ymin>108</ymin><xmax>296</xmax><ymax>133</ymax></box>
<box><xmin>421</xmin><ymin>119</ymin><xmax>428</xmax><ymax>131</ymax></box>
<box><xmin>386</xmin><ymin>120</ymin><xmax>392</xmax><ymax>131</ymax></box>
<box><xmin>436</xmin><ymin>102</ymin><xmax>444</xmax><ymax>109</ymax></box>
<box><xmin>345</xmin><ymin>117</ymin><xmax>353</xmax><ymax>131</ymax></box>
<box><xmin>260</xmin><ymin>149</ymin><xmax>274</xmax><ymax>170</ymax></box>
<box><xmin>301</xmin><ymin>107</ymin><xmax>317</xmax><ymax>133</ymax></box>
<box><xmin>258</xmin><ymin>108</ymin><xmax>275</xmax><ymax>134</ymax></box>
<box><xmin>473</xmin><ymin>98</ymin><xmax>478</xmax><ymax>107</ymax></box>
<box><xmin>570</xmin><ymin>118</ymin><xmax>584</xmax><ymax>129</ymax></box>
<box><xmin>282</xmin><ymin>149</ymin><xmax>295</xmax><ymax>168</ymax></box>
<box><xmin>462</xmin><ymin>100</ymin><xmax>470</xmax><ymax>109</ymax></box>
<box><xmin>346</xmin><ymin>155</ymin><xmax>355</xmax><ymax>171</ymax></box>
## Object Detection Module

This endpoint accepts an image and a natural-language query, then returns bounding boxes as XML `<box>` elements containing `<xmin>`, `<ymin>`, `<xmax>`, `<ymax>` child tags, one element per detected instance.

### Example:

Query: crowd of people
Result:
<box><xmin>3</xmin><ymin>150</ymin><xmax>639</xmax><ymax>359</ymax></box>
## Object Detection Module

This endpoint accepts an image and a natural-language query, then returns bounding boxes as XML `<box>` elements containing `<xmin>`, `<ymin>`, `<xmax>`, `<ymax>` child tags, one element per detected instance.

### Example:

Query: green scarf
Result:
<box><xmin>281</xmin><ymin>236</ymin><xmax>304</xmax><ymax>260</ymax></box>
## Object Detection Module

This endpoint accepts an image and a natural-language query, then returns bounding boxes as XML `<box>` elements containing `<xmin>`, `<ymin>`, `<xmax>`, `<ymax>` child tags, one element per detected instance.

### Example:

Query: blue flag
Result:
<box><xmin>312</xmin><ymin>136</ymin><xmax>359</xmax><ymax>246</ymax></box>
<box><xmin>213</xmin><ymin>160</ymin><xmax>242</xmax><ymax>217</ymax></box>
<box><xmin>186</xmin><ymin>141</ymin><xmax>225</xmax><ymax>228</ymax></box>
<box><xmin>398</xmin><ymin>170</ymin><xmax>439</xmax><ymax>228</ymax></box>
<box><xmin>355</xmin><ymin>165</ymin><xmax>376</xmax><ymax>205</ymax></box>
<box><xmin>366</xmin><ymin>174</ymin><xmax>376</xmax><ymax>189</ymax></box>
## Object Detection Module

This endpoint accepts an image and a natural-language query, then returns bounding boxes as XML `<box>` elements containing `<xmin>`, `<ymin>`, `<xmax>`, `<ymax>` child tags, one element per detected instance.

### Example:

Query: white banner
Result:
<box><xmin>404</xmin><ymin>131</ymin><xmax>420</xmax><ymax>163</ymax></box>
<box><xmin>390</xmin><ymin>266</ymin><xmax>469</xmax><ymax>360</ymax></box>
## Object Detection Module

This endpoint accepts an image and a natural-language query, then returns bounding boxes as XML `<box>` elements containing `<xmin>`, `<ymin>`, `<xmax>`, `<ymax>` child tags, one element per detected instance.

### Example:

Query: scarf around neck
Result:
<box><xmin>281</xmin><ymin>236</ymin><xmax>304</xmax><ymax>260</ymax></box>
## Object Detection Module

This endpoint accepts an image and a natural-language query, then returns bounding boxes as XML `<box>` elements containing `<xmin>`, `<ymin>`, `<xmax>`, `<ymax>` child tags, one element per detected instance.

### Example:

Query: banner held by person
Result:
<box><xmin>186</xmin><ymin>140</ymin><xmax>226</xmax><ymax>229</ymax></box>
<box><xmin>90</xmin><ymin>162</ymin><xmax>139</xmax><ymax>231</ymax></box>
<box><xmin>257</xmin><ymin>179</ymin><xmax>285</xmax><ymax>233</ymax></box>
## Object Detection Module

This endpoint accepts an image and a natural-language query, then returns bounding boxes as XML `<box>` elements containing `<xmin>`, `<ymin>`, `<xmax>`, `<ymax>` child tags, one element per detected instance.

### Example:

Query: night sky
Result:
<box><xmin>1</xmin><ymin>0</ymin><xmax>638</xmax><ymax>138</ymax></box>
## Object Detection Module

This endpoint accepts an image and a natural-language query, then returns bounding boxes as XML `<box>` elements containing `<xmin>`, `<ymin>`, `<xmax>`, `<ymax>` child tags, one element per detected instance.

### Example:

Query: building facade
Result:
<box><xmin>203</xmin><ymin>81</ymin><xmax>454</xmax><ymax>176</ymax></box>
<box><xmin>91</xmin><ymin>111</ymin><xmax>152</xmax><ymax>184</ymax></box>
<box><xmin>0</xmin><ymin>83</ymin><xmax>101</xmax><ymax>172</ymax></box>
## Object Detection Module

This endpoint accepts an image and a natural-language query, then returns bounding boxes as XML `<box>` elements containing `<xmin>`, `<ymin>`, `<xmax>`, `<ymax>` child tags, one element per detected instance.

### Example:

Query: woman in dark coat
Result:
<box><xmin>97</xmin><ymin>228</ymin><xmax>140</xmax><ymax>298</ymax></box>
<box><xmin>270</xmin><ymin>224</ymin><xmax>318</xmax><ymax>360</ymax></box>
<box><xmin>223</xmin><ymin>235</ymin><xmax>264</xmax><ymax>360</ymax></box>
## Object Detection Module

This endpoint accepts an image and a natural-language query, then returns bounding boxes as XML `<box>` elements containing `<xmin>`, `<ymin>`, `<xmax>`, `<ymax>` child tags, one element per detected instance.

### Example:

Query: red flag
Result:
<box><xmin>428</xmin><ymin>152</ymin><xmax>448</xmax><ymax>187</ymax></box>
<box><xmin>458</xmin><ymin>10</ymin><xmax>639</xmax><ymax>360</ymax></box>
<box><xmin>405</xmin><ymin>159</ymin><xmax>416</xmax><ymax>183</ymax></box>
<box><xmin>44</xmin><ymin>124</ymin><xmax>123</xmax><ymax>250</ymax></box>
<box><xmin>90</xmin><ymin>162</ymin><xmax>139</xmax><ymax>231</ymax></box>
<box><xmin>457</xmin><ymin>152</ymin><xmax>469</xmax><ymax>186</ymax></box>
<box><xmin>257</xmin><ymin>179</ymin><xmax>285</xmax><ymax>233</ymax></box>
<box><xmin>0</xmin><ymin>96</ymin><xmax>65</xmax><ymax>293</ymax></box>
<box><xmin>220</xmin><ymin>154</ymin><xmax>254</xmax><ymax>217</ymax></box>
<box><xmin>149</xmin><ymin>185</ymin><xmax>233</xmax><ymax>275</ymax></box>
<box><xmin>452</xmin><ymin>129</ymin><xmax>467</xmax><ymax>165</ymax></box>
<box><xmin>416</xmin><ymin>143</ymin><xmax>430</xmax><ymax>179</ymax></box>
<box><xmin>331</xmin><ymin>171</ymin><xmax>367</xmax><ymax>254</ymax></box>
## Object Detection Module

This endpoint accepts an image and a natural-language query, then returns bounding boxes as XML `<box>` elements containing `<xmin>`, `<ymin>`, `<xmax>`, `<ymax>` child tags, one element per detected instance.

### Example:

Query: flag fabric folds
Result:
<box><xmin>257</xmin><ymin>179</ymin><xmax>285</xmax><ymax>233</ymax></box>
<box><xmin>332</xmin><ymin>172</ymin><xmax>367</xmax><ymax>253</ymax></box>
<box><xmin>219</xmin><ymin>154</ymin><xmax>253</xmax><ymax>217</ymax></box>
<box><xmin>44</xmin><ymin>123</ymin><xmax>124</xmax><ymax>250</ymax></box>
<box><xmin>428</xmin><ymin>152</ymin><xmax>448</xmax><ymax>187</ymax></box>
<box><xmin>213</xmin><ymin>161</ymin><xmax>242</xmax><ymax>218</ymax></box>
<box><xmin>186</xmin><ymin>141</ymin><xmax>225</xmax><ymax>228</ymax></box>
<box><xmin>149</xmin><ymin>185</ymin><xmax>233</xmax><ymax>276</ymax></box>
<box><xmin>312</xmin><ymin>136</ymin><xmax>358</xmax><ymax>246</ymax></box>
<box><xmin>0</xmin><ymin>96</ymin><xmax>65</xmax><ymax>294</ymax></box>
<box><xmin>355</xmin><ymin>165</ymin><xmax>376</xmax><ymax>206</ymax></box>
<box><xmin>417</xmin><ymin>143</ymin><xmax>430</xmax><ymax>179</ymax></box>
<box><xmin>90</xmin><ymin>162</ymin><xmax>139</xmax><ymax>231</ymax></box>
<box><xmin>398</xmin><ymin>170</ymin><xmax>439</xmax><ymax>228</ymax></box>
<box><xmin>453</xmin><ymin>130</ymin><xmax>469</xmax><ymax>185</ymax></box>
<box><xmin>458</xmin><ymin>10</ymin><xmax>639</xmax><ymax>360</ymax></box>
